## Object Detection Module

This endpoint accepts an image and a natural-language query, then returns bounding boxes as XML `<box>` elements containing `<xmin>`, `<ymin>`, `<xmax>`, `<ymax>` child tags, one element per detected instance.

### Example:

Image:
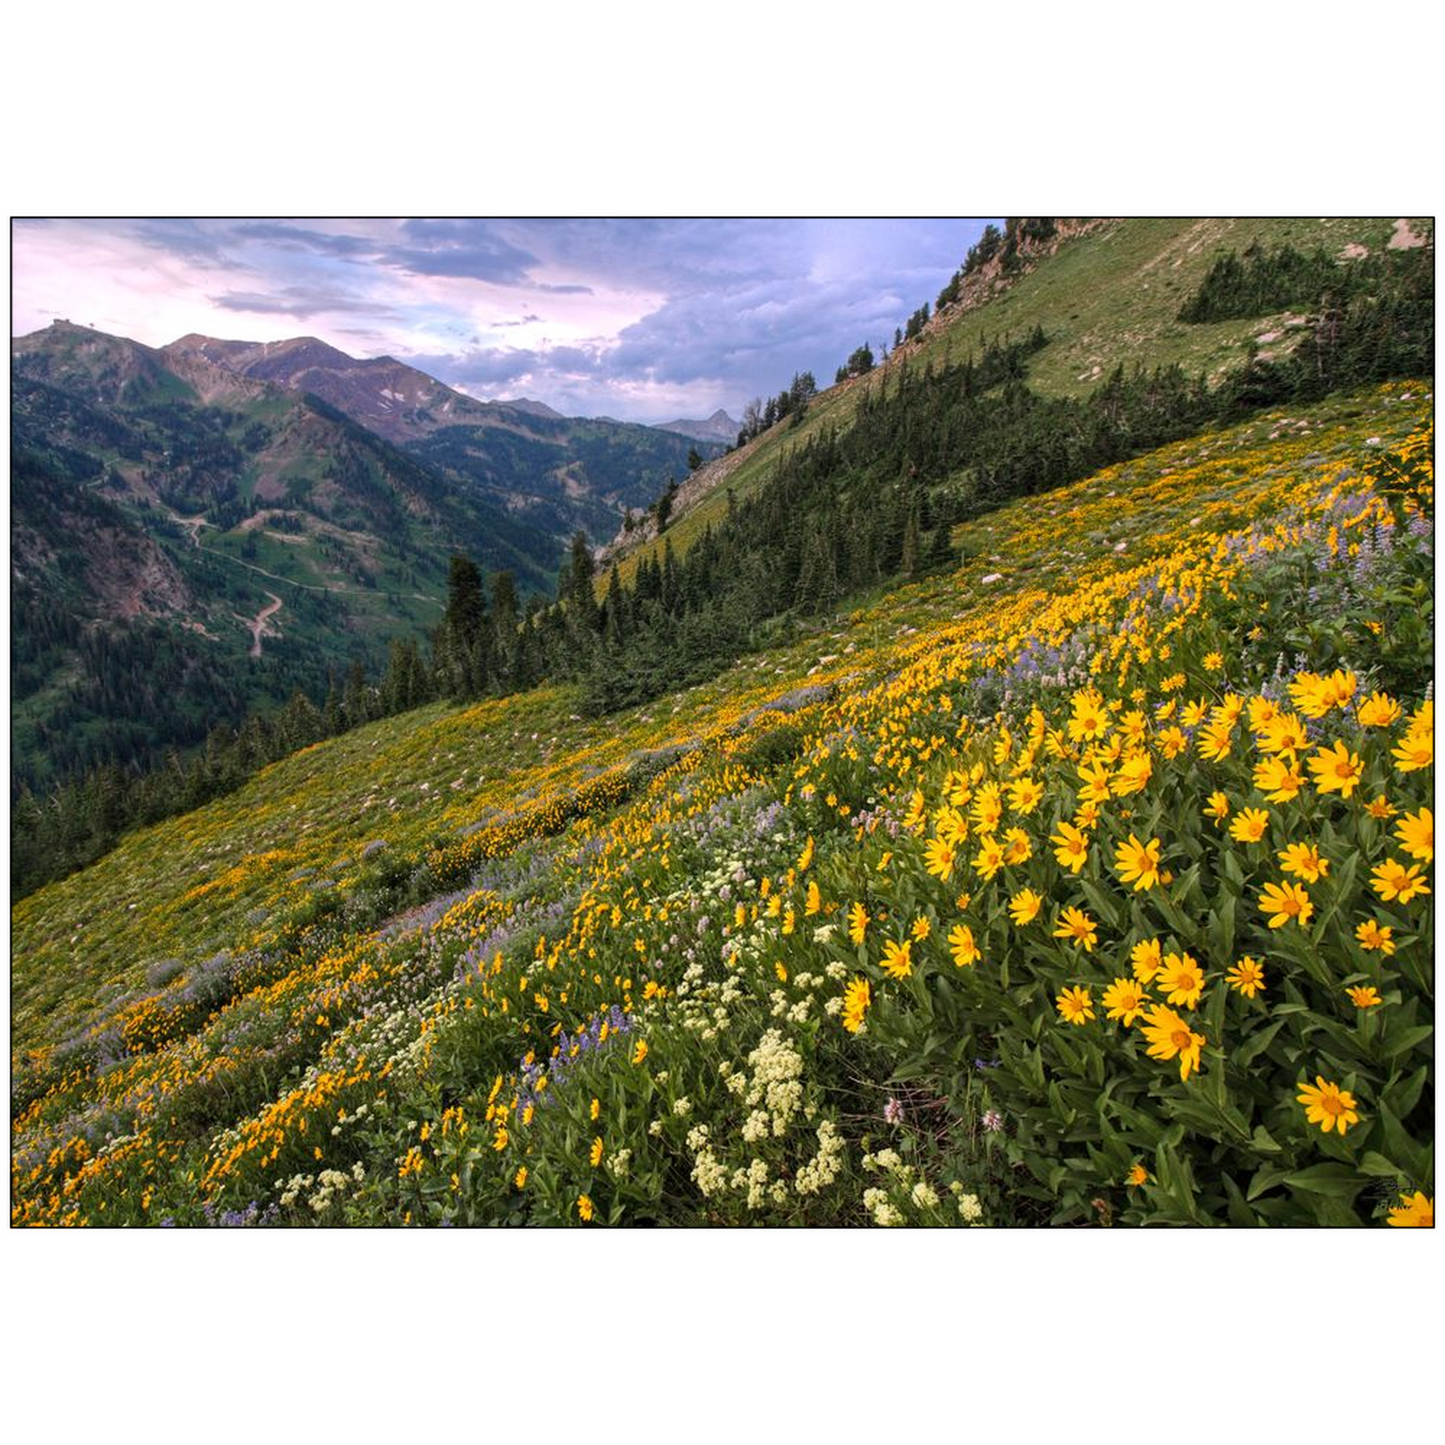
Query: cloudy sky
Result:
<box><xmin>12</xmin><ymin>218</ymin><xmax>996</xmax><ymax>422</ymax></box>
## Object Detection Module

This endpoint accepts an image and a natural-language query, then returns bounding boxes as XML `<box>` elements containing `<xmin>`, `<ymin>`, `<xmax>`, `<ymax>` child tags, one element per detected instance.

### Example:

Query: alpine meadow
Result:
<box><xmin>9</xmin><ymin>216</ymin><xmax>1435</xmax><ymax>1229</ymax></box>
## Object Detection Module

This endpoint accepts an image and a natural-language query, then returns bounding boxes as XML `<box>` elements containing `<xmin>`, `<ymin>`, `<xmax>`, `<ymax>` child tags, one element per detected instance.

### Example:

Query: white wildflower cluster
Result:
<box><xmin>741</xmin><ymin>1109</ymin><xmax>771</xmax><ymax>1143</ymax></box>
<box><xmin>950</xmin><ymin>1181</ymin><xmax>986</xmax><ymax>1223</ymax></box>
<box><xmin>606</xmin><ymin>1148</ymin><xmax>632</xmax><ymax>1181</ymax></box>
<box><xmin>794</xmin><ymin>1120</ymin><xmax>845</xmax><ymax>1196</ymax></box>
<box><xmin>691</xmin><ymin>1145</ymin><xmax>729</xmax><ymax>1197</ymax></box>
<box><xmin>676</xmin><ymin>959</ymin><xmax>747</xmax><ymax>1040</ymax></box>
<box><xmin>672</xmin><ymin>1096</ymin><xmax>693</xmax><ymax>1117</ymax></box>
<box><xmin>330</xmin><ymin>1101</ymin><xmax>371</xmax><ymax>1138</ymax></box>
<box><xmin>743</xmin><ymin>1029</ymin><xmax>804</xmax><ymax>1136</ymax></box>
<box><xmin>277</xmin><ymin>1161</ymin><xmax>366</xmax><ymax>1212</ymax></box>
<box><xmin>728</xmin><ymin>1156</ymin><xmax>770</xmax><ymax>1210</ymax></box>
<box><xmin>859</xmin><ymin>1149</ymin><xmax>962</xmax><ymax>1226</ymax></box>
<box><xmin>862</xmin><ymin>1188</ymin><xmax>904</xmax><ymax>1226</ymax></box>
<box><xmin>678</xmin><ymin>1024</ymin><xmax>845</xmax><ymax>1216</ymax></box>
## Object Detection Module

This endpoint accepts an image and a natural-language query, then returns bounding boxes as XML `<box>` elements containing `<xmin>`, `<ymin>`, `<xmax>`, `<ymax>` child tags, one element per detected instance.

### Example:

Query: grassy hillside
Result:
<box><xmin>12</xmin><ymin>379</ymin><xmax>1432</xmax><ymax>1226</ymax></box>
<box><xmin>605</xmin><ymin>217</ymin><xmax>1428</xmax><ymax>587</ymax></box>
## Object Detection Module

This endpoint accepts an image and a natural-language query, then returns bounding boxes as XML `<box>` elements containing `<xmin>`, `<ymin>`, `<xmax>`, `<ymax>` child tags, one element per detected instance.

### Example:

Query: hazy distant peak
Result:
<box><xmin>651</xmin><ymin>409</ymin><xmax>741</xmax><ymax>443</ymax></box>
<box><xmin>498</xmin><ymin>396</ymin><xmax>566</xmax><ymax>420</ymax></box>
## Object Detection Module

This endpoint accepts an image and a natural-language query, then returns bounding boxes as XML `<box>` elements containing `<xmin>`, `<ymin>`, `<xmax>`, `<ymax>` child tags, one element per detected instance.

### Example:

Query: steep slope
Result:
<box><xmin>603</xmin><ymin>216</ymin><xmax>1430</xmax><ymax>582</ymax></box>
<box><xmin>9</xmin><ymin>382</ymin><xmax>1432</xmax><ymax>1227</ymax></box>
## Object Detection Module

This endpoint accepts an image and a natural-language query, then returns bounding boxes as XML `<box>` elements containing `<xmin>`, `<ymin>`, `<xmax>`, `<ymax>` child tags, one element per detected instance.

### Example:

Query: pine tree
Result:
<box><xmin>566</xmin><ymin>531</ymin><xmax>600</xmax><ymax>633</ymax></box>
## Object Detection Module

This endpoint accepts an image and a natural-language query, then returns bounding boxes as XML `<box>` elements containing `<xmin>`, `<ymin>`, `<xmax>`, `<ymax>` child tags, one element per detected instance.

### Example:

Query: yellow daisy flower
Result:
<box><xmin>1226</xmin><ymin>956</ymin><xmax>1265</xmax><ymax>998</ymax></box>
<box><xmin>1055</xmin><ymin>985</ymin><xmax>1094</xmax><ymax>1025</ymax></box>
<box><xmin>1053</xmin><ymin>905</ymin><xmax>1098</xmax><ymax>952</ymax></box>
<box><xmin>948</xmin><ymin>923</ymin><xmax>980</xmax><ymax>968</ymax></box>
<box><xmin>1296</xmin><ymin>1076</ymin><xmax>1359</xmax><ymax>1134</ymax></box>
<box><xmin>1386</xmin><ymin>1192</ymin><xmax>1434</xmax><ymax>1227</ymax></box>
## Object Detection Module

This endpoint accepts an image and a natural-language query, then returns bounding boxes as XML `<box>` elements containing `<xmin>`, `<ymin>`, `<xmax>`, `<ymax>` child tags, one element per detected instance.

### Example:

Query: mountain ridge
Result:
<box><xmin>650</xmin><ymin>408</ymin><xmax>741</xmax><ymax>443</ymax></box>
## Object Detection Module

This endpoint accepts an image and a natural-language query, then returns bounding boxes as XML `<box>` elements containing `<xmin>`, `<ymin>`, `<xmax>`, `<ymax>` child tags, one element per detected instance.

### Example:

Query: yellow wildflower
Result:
<box><xmin>1278</xmin><ymin>842</ymin><xmax>1329</xmax><ymax>883</ymax></box>
<box><xmin>1102</xmin><ymin>976</ymin><xmax>1148</xmax><ymax>1026</ymax></box>
<box><xmin>1227</xmin><ymin>956</ymin><xmax>1265</xmax><ymax>998</ymax></box>
<box><xmin>923</xmin><ymin>837</ymin><xmax>957</xmax><ymax>882</ymax></box>
<box><xmin>847</xmin><ymin>901</ymin><xmax>870</xmax><ymax>945</ymax></box>
<box><xmin>1115</xmin><ymin>833</ymin><xmax>1163</xmax><ymax>891</ymax></box>
<box><xmin>1297</xmin><ymin>1076</ymin><xmax>1359</xmax><ymax>1134</ymax></box>
<box><xmin>1203</xmin><ymin>791</ymin><xmax>1230</xmax><ymax>825</ymax></box>
<box><xmin>1357</xmin><ymin>691</ymin><xmax>1402</xmax><ymax>727</ymax></box>
<box><xmin>1055</xmin><ymin>985</ymin><xmax>1094</xmax><ymax>1025</ymax></box>
<box><xmin>1386</xmin><ymin>1192</ymin><xmax>1434</xmax><ymax>1227</ymax></box>
<box><xmin>1008</xmin><ymin>888</ymin><xmax>1042</xmax><ymax>926</ymax></box>
<box><xmin>1370</xmin><ymin>858</ymin><xmax>1430</xmax><ymax>904</ymax></box>
<box><xmin>1141</xmin><ymin>1006</ymin><xmax>1206</xmax><ymax>1081</ymax></box>
<box><xmin>1130</xmin><ymin>938</ymin><xmax>1163</xmax><ymax>984</ymax></box>
<box><xmin>1051</xmin><ymin>821</ymin><xmax>1089</xmax><ymax>874</ymax></box>
<box><xmin>1156</xmin><ymin>951</ymin><xmax>1206</xmax><ymax>1009</ymax></box>
<box><xmin>880</xmin><ymin>939</ymin><xmax>913</xmax><ymax>980</ymax></box>
<box><xmin>1259</xmin><ymin>880</ymin><xmax>1313</xmax><ymax>928</ymax></box>
<box><xmin>948</xmin><ymin>923</ymin><xmax>980</xmax><ymax>968</ymax></box>
<box><xmin>1354</xmin><ymin>919</ymin><xmax>1395</xmax><ymax>955</ymax></box>
<box><xmin>1396</xmin><ymin>807</ymin><xmax>1432</xmax><ymax>863</ymax></box>
<box><xmin>1253</xmin><ymin>755</ymin><xmax>1304</xmax><ymax>803</ymax></box>
<box><xmin>1053</xmin><ymin>905</ymin><xmax>1098</xmax><ymax>952</ymax></box>
<box><xmin>842</xmin><ymin>977</ymin><xmax>871</xmax><ymax>1033</ymax></box>
<box><xmin>1229</xmin><ymin>807</ymin><xmax>1270</xmax><ymax>844</ymax></box>
<box><xmin>1308</xmin><ymin>740</ymin><xmax>1365</xmax><ymax>799</ymax></box>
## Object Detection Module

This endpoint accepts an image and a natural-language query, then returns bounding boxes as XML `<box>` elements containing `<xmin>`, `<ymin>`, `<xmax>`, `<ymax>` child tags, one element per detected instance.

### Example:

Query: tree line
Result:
<box><xmin>12</xmin><ymin>239</ymin><xmax>1431</xmax><ymax>898</ymax></box>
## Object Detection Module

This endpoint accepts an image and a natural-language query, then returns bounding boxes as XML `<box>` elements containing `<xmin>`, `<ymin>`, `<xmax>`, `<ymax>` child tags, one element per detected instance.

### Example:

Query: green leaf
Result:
<box><xmin>1221</xmin><ymin>1172</ymin><xmax>1258</xmax><ymax>1227</ymax></box>
<box><xmin>1283</xmin><ymin>1162</ymin><xmax>1367</xmax><ymax>1199</ymax></box>
<box><xmin>1234</xmin><ymin>1018</ymin><xmax>1286</xmax><ymax>1069</ymax></box>
<box><xmin>1356</xmin><ymin>1151</ymin><xmax>1407</xmax><ymax>1179</ymax></box>
<box><xmin>1381</xmin><ymin>1024</ymin><xmax>1434</xmax><ymax>1062</ymax></box>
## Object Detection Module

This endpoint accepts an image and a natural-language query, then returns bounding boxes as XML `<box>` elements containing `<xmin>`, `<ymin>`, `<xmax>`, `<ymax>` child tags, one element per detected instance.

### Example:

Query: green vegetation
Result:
<box><xmin>610</xmin><ymin>218</ymin><xmax>1430</xmax><ymax>586</ymax></box>
<box><xmin>10</xmin><ymin>382</ymin><xmax>1432</xmax><ymax>1227</ymax></box>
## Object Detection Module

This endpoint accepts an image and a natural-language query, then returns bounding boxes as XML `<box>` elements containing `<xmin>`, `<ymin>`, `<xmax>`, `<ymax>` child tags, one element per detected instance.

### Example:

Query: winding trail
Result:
<box><xmin>161</xmin><ymin>505</ymin><xmax>439</xmax><ymax>604</ymax></box>
<box><xmin>243</xmin><ymin>593</ymin><xmax>284</xmax><ymax>658</ymax></box>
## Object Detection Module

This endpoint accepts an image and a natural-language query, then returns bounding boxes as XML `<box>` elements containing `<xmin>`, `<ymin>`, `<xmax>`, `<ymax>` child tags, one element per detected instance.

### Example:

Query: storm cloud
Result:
<box><xmin>13</xmin><ymin>217</ymin><xmax>996</xmax><ymax>421</ymax></box>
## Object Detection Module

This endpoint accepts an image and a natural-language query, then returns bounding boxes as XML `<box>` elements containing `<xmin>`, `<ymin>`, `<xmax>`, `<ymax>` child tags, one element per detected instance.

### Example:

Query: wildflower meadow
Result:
<box><xmin>10</xmin><ymin>382</ymin><xmax>1433</xmax><ymax>1227</ymax></box>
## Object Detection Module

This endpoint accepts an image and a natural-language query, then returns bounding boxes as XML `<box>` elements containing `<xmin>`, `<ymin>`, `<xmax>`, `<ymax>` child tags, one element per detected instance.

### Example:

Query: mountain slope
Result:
<box><xmin>163</xmin><ymin>332</ymin><xmax>507</xmax><ymax>444</ymax></box>
<box><xmin>164</xmin><ymin>331</ymin><xmax>725</xmax><ymax>541</ymax></box>
<box><xmin>11</xmin><ymin>322</ymin><xmax>564</xmax><ymax>792</ymax></box>
<box><xmin>9</xmin><ymin>381</ymin><xmax>1432</xmax><ymax>1227</ymax></box>
<box><xmin>603</xmin><ymin>216</ymin><xmax>1430</xmax><ymax>582</ymax></box>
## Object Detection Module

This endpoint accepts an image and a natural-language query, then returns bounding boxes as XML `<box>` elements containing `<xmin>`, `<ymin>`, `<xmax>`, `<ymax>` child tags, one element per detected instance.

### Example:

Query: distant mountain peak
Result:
<box><xmin>498</xmin><ymin>397</ymin><xmax>566</xmax><ymax>420</ymax></box>
<box><xmin>651</xmin><ymin>410</ymin><xmax>741</xmax><ymax>444</ymax></box>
